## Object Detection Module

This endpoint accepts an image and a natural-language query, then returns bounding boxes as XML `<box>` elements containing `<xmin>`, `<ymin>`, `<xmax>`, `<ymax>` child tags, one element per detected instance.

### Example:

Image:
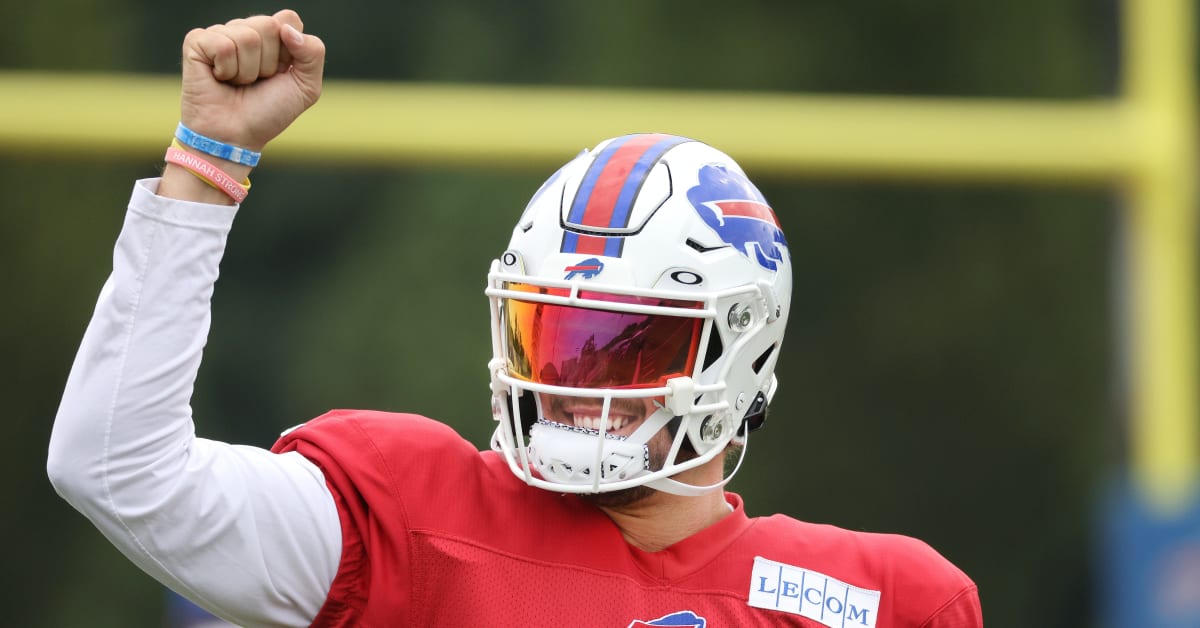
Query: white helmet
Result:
<box><xmin>487</xmin><ymin>134</ymin><xmax>791</xmax><ymax>496</ymax></box>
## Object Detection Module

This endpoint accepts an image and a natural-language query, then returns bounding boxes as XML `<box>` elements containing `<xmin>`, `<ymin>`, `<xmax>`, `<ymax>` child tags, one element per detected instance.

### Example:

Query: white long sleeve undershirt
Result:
<box><xmin>47</xmin><ymin>179</ymin><xmax>342</xmax><ymax>627</ymax></box>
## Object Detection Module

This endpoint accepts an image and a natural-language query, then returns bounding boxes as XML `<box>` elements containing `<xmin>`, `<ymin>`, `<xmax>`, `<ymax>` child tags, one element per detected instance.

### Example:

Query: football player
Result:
<box><xmin>48</xmin><ymin>10</ymin><xmax>982</xmax><ymax>627</ymax></box>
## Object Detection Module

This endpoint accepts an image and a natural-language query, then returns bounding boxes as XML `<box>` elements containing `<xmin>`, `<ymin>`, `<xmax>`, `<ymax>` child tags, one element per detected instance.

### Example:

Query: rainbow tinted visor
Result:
<box><xmin>499</xmin><ymin>283</ymin><xmax>707</xmax><ymax>389</ymax></box>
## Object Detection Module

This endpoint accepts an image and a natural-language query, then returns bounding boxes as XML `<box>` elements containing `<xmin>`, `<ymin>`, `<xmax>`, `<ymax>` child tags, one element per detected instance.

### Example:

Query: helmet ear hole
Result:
<box><xmin>752</xmin><ymin>344</ymin><xmax>776</xmax><ymax>374</ymax></box>
<box><xmin>701</xmin><ymin>329</ymin><xmax>724</xmax><ymax>372</ymax></box>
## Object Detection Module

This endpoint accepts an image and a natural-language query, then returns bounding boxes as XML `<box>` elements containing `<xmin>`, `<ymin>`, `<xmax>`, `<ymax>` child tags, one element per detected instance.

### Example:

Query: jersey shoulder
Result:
<box><xmin>745</xmin><ymin>514</ymin><xmax>980</xmax><ymax>626</ymax></box>
<box><xmin>751</xmin><ymin>513</ymin><xmax>968</xmax><ymax>578</ymax></box>
<box><xmin>274</xmin><ymin>409</ymin><xmax>474</xmax><ymax>457</ymax></box>
<box><xmin>271</xmin><ymin>409</ymin><xmax>521</xmax><ymax>512</ymax></box>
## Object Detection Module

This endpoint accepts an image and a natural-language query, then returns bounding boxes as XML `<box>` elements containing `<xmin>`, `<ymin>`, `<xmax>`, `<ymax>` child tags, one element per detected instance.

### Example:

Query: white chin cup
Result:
<box><xmin>527</xmin><ymin>420</ymin><xmax>649</xmax><ymax>486</ymax></box>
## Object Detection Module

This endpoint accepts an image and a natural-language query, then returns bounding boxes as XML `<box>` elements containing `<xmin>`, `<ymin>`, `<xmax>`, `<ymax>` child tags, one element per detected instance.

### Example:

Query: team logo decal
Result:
<box><xmin>627</xmin><ymin>610</ymin><xmax>707</xmax><ymax>627</ymax></box>
<box><xmin>564</xmin><ymin>257</ymin><xmax>605</xmax><ymax>279</ymax></box>
<box><xmin>686</xmin><ymin>164</ymin><xmax>788</xmax><ymax>272</ymax></box>
<box><xmin>748</xmin><ymin>556</ymin><xmax>880</xmax><ymax>627</ymax></box>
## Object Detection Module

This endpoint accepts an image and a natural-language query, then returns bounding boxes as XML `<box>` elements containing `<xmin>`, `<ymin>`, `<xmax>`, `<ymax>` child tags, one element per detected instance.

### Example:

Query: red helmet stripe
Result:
<box><xmin>560</xmin><ymin>134</ymin><xmax>688</xmax><ymax>257</ymax></box>
<box><xmin>577</xmin><ymin>134</ymin><xmax>668</xmax><ymax>231</ymax></box>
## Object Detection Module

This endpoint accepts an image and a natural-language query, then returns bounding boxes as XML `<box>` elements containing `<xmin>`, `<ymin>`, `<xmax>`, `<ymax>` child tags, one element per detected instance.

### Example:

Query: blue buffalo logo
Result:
<box><xmin>686</xmin><ymin>164</ymin><xmax>788</xmax><ymax>271</ymax></box>
<box><xmin>564</xmin><ymin>257</ymin><xmax>605</xmax><ymax>279</ymax></box>
<box><xmin>628</xmin><ymin>610</ymin><xmax>707</xmax><ymax>628</ymax></box>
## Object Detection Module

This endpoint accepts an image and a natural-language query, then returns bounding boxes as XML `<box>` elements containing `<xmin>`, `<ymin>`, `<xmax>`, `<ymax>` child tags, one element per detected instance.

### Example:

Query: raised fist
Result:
<box><xmin>179</xmin><ymin>9</ymin><xmax>325</xmax><ymax>153</ymax></box>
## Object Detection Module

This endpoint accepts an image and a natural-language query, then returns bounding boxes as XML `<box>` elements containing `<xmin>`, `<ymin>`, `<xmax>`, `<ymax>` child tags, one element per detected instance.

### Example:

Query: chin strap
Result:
<box><xmin>643</xmin><ymin>425</ymin><xmax>750</xmax><ymax>496</ymax></box>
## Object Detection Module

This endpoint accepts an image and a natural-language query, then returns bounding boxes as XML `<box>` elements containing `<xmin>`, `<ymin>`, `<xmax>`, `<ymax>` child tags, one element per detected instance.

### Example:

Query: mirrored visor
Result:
<box><xmin>502</xmin><ymin>283</ymin><xmax>705</xmax><ymax>389</ymax></box>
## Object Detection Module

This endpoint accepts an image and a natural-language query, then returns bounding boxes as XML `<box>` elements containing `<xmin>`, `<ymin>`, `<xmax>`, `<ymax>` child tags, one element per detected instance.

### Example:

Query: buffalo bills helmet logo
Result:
<box><xmin>686</xmin><ymin>164</ymin><xmax>787</xmax><ymax>272</ymax></box>
<box><xmin>628</xmin><ymin>610</ymin><xmax>707</xmax><ymax>628</ymax></box>
<box><xmin>564</xmin><ymin>257</ymin><xmax>605</xmax><ymax>279</ymax></box>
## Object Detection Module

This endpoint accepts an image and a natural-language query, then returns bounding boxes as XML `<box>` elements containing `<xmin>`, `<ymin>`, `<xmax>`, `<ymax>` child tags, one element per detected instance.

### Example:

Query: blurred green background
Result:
<box><xmin>2</xmin><ymin>0</ymin><xmax>1141</xmax><ymax>626</ymax></box>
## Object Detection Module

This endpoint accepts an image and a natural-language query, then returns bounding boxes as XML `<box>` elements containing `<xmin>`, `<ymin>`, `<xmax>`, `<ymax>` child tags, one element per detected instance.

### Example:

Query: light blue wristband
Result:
<box><xmin>174</xmin><ymin>122</ymin><xmax>262</xmax><ymax>167</ymax></box>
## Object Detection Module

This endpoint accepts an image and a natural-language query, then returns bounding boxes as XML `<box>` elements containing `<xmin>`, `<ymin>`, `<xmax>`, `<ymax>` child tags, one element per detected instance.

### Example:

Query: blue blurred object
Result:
<box><xmin>164</xmin><ymin>590</ymin><xmax>237</xmax><ymax>628</ymax></box>
<box><xmin>1101</xmin><ymin>474</ymin><xmax>1200</xmax><ymax>628</ymax></box>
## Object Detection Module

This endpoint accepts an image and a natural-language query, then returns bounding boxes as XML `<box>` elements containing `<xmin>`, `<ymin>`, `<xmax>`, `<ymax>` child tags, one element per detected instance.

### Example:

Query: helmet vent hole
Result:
<box><xmin>752</xmin><ymin>344</ymin><xmax>776</xmax><ymax>374</ymax></box>
<box><xmin>686</xmin><ymin>238</ymin><xmax>725</xmax><ymax>253</ymax></box>
<box><xmin>520</xmin><ymin>221</ymin><xmax>534</xmax><ymax>232</ymax></box>
<box><xmin>702</xmin><ymin>331</ymin><xmax>724</xmax><ymax>371</ymax></box>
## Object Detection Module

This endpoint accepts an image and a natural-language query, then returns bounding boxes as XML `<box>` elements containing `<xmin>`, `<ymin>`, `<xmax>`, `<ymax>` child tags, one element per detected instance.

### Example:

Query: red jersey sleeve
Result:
<box><xmin>867</xmin><ymin>531</ymin><xmax>982</xmax><ymax>628</ymax></box>
<box><xmin>271</xmin><ymin>409</ymin><xmax>491</xmax><ymax>627</ymax></box>
<box><xmin>921</xmin><ymin>583</ymin><xmax>983</xmax><ymax>628</ymax></box>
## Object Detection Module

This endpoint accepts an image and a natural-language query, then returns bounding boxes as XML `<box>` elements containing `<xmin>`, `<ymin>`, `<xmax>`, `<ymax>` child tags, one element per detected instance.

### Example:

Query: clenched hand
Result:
<box><xmin>180</xmin><ymin>9</ymin><xmax>325</xmax><ymax>152</ymax></box>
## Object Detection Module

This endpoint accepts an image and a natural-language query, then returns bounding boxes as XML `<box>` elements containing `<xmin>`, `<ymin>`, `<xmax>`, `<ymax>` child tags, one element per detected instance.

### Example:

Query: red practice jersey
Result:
<box><xmin>273</xmin><ymin>410</ymin><xmax>982</xmax><ymax>627</ymax></box>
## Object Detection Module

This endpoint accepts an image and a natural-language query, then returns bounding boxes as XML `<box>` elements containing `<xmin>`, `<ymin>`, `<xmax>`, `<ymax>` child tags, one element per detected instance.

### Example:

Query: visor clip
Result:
<box><xmin>488</xmin><ymin>358</ymin><xmax>509</xmax><ymax>395</ymax></box>
<box><xmin>666</xmin><ymin>377</ymin><xmax>695</xmax><ymax>416</ymax></box>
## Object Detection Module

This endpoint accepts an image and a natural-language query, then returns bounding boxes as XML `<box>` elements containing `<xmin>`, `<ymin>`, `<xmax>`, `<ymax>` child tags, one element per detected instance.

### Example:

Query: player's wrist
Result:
<box><xmin>175</xmin><ymin>122</ymin><xmax>263</xmax><ymax>166</ymax></box>
<box><xmin>159</xmin><ymin>141</ymin><xmax>254</xmax><ymax>205</ymax></box>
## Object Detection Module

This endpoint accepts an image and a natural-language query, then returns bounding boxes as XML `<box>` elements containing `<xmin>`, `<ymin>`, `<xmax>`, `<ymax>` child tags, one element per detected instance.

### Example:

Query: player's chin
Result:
<box><xmin>581</xmin><ymin>484</ymin><xmax>657</xmax><ymax>509</ymax></box>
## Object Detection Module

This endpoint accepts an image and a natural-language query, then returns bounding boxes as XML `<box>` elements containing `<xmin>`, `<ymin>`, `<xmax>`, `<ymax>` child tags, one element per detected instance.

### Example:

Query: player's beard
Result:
<box><xmin>581</xmin><ymin>484</ymin><xmax>657</xmax><ymax>508</ymax></box>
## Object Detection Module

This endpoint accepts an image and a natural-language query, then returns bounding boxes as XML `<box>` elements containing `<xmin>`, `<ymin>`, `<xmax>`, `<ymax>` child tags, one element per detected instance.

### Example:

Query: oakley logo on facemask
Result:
<box><xmin>564</xmin><ymin>257</ymin><xmax>605</xmax><ymax>280</ymax></box>
<box><xmin>686</xmin><ymin>164</ymin><xmax>788</xmax><ymax>272</ymax></box>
